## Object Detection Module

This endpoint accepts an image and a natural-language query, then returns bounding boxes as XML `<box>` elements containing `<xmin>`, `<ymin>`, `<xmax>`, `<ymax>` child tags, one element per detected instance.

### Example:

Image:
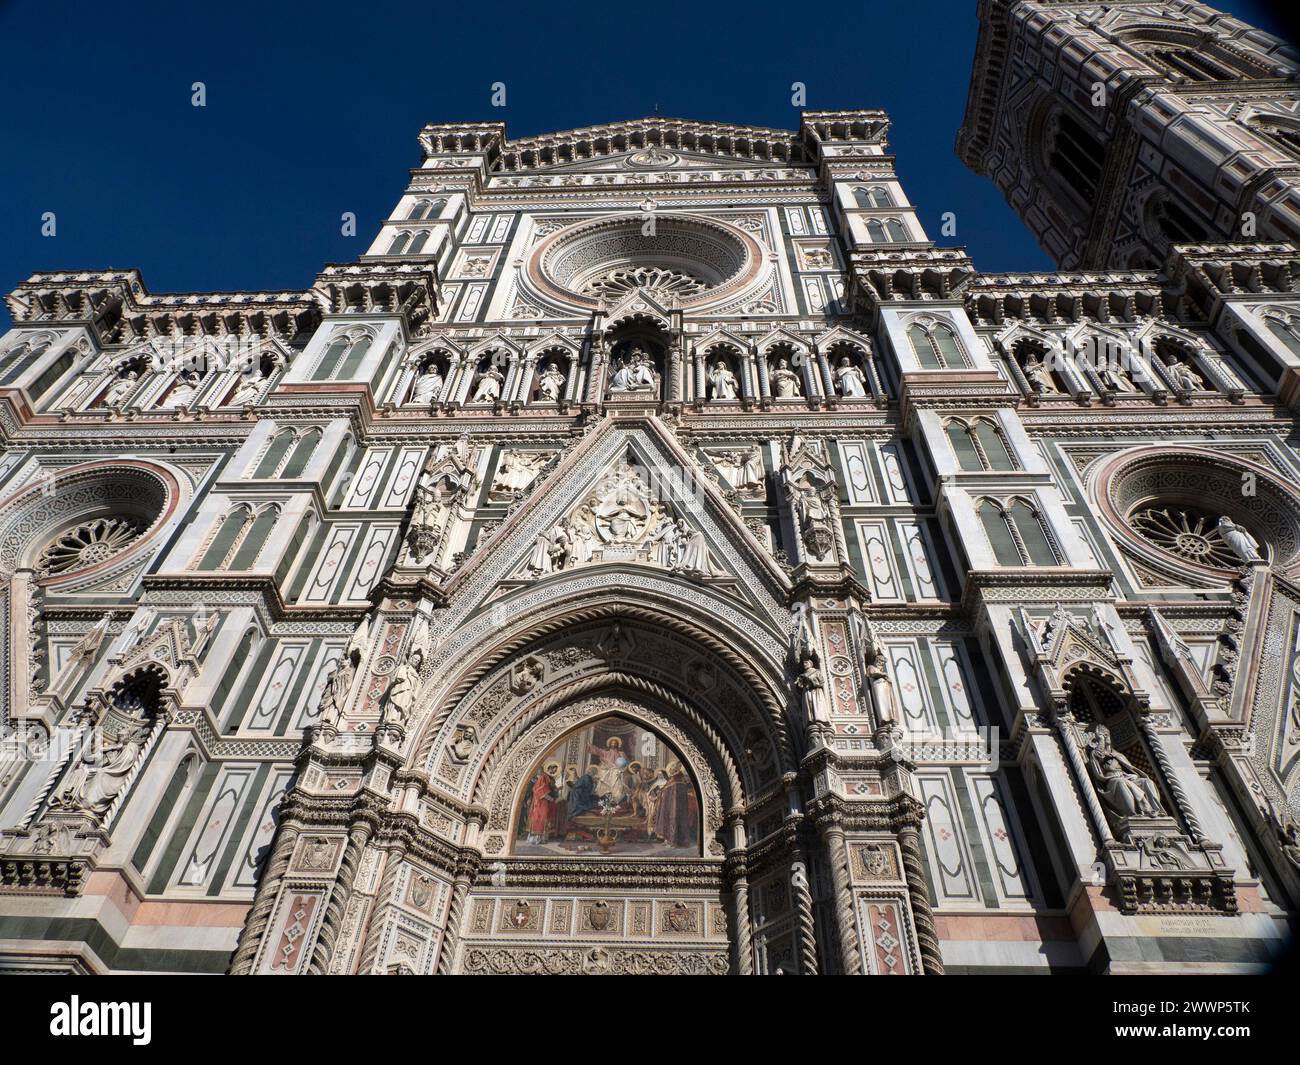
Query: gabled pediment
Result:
<box><xmin>439</xmin><ymin>415</ymin><xmax>789</xmax><ymax>629</ymax></box>
<box><xmin>602</xmin><ymin>288</ymin><xmax>677</xmax><ymax>327</ymax></box>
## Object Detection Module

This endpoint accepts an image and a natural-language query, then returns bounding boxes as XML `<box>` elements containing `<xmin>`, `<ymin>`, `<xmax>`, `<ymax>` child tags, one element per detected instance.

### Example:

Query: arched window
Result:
<box><xmin>228</xmin><ymin>505</ymin><xmax>279</xmax><ymax>569</ymax></box>
<box><xmin>946</xmin><ymin>420</ymin><xmax>984</xmax><ymax>471</ymax></box>
<box><xmin>853</xmin><ymin>187</ymin><xmax>872</xmax><ymax>210</ymax></box>
<box><xmin>908</xmin><ymin>321</ymin><xmax>965</xmax><ymax>369</ymax></box>
<box><xmin>387</xmin><ymin>232</ymin><xmax>411</xmax><ymax>255</ymax></box>
<box><xmin>948</xmin><ymin>419</ymin><xmax>1017</xmax><ymax>471</ymax></box>
<box><xmin>867</xmin><ymin>219</ymin><xmax>887</xmax><ymax>243</ymax></box>
<box><xmin>869</xmin><ymin>187</ymin><xmax>893</xmax><ymax>208</ymax></box>
<box><xmin>311</xmin><ymin>335</ymin><xmax>352</xmax><ymax>381</ymax></box>
<box><xmin>280</xmin><ymin>429</ymin><xmax>321</xmax><ymax>478</ymax></box>
<box><xmin>1009</xmin><ymin>498</ymin><xmax>1058</xmax><ymax>565</ymax></box>
<box><xmin>978</xmin><ymin>500</ymin><xmax>1023</xmax><ymax>566</ymax></box>
<box><xmin>978</xmin><ymin>497</ymin><xmax>1058</xmax><ymax>566</ymax></box>
<box><xmin>408</xmin><ymin>231</ymin><xmax>429</xmax><ymax>255</ymax></box>
<box><xmin>1046</xmin><ymin>110</ymin><xmax>1103</xmax><ymax>201</ymax></box>
<box><xmin>1265</xmin><ymin>316</ymin><xmax>1300</xmax><ymax>355</ymax></box>
<box><xmin>196</xmin><ymin>505</ymin><xmax>251</xmax><ymax>570</ymax></box>
<box><xmin>337</xmin><ymin>336</ymin><xmax>373</xmax><ymax>378</ymax></box>
<box><xmin>973</xmin><ymin>419</ymin><xmax>1016</xmax><ymax>471</ymax></box>
<box><xmin>0</xmin><ymin>339</ymin><xmax>51</xmax><ymax>385</ymax></box>
<box><xmin>408</xmin><ymin>200</ymin><xmax>432</xmax><ymax>220</ymax></box>
<box><xmin>1150</xmin><ymin>195</ymin><xmax>1208</xmax><ymax>244</ymax></box>
<box><xmin>885</xmin><ymin>219</ymin><xmax>908</xmax><ymax>242</ymax></box>
<box><xmin>253</xmin><ymin>430</ymin><xmax>297</xmax><ymax>478</ymax></box>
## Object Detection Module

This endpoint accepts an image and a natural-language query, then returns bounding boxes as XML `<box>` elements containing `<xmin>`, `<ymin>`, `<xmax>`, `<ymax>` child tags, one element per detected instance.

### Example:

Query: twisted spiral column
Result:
<box><xmin>730</xmin><ymin>875</ymin><xmax>754</xmax><ymax>975</ymax></box>
<box><xmin>228</xmin><ymin>823</ymin><xmax>300</xmax><ymax>975</ymax></box>
<box><xmin>435</xmin><ymin>866</ymin><xmax>475</xmax><ymax>975</ymax></box>
<box><xmin>897</xmin><ymin>824</ymin><xmax>945</xmax><ymax>975</ymax></box>
<box><xmin>354</xmin><ymin>843</ymin><xmax>405</xmax><ymax>975</ymax></box>
<box><xmin>1139</xmin><ymin>715</ymin><xmax>1207</xmax><ymax>845</ymax></box>
<box><xmin>820</xmin><ymin>820</ymin><xmax>862</xmax><ymax>975</ymax></box>
<box><xmin>791</xmin><ymin>854</ymin><xmax>819</xmax><ymax>975</ymax></box>
<box><xmin>307</xmin><ymin>822</ymin><xmax>372</xmax><ymax>975</ymax></box>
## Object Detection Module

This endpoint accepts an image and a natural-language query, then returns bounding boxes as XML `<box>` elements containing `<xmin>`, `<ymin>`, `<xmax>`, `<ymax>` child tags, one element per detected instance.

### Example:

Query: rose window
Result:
<box><xmin>1127</xmin><ymin>506</ymin><xmax>1239</xmax><ymax>568</ymax></box>
<box><xmin>36</xmin><ymin>516</ymin><xmax>144</xmax><ymax>576</ymax></box>
<box><xmin>581</xmin><ymin>266</ymin><xmax>710</xmax><ymax>301</ymax></box>
<box><xmin>523</xmin><ymin>214</ymin><xmax>765</xmax><ymax>311</ymax></box>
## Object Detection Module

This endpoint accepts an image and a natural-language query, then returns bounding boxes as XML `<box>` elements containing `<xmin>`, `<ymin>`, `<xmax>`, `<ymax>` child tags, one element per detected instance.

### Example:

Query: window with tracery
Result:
<box><xmin>36</xmin><ymin>516</ymin><xmax>144</xmax><ymax>576</ymax></box>
<box><xmin>978</xmin><ymin>497</ymin><xmax>1059</xmax><ymax>566</ymax></box>
<box><xmin>907</xmin><ymin>321</ymin><xmax>966</xmax><ymax>369</ymax></box>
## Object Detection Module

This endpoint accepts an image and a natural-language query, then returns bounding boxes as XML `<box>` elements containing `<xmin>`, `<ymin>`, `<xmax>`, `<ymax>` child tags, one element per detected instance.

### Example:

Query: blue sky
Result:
<box><xmin>0</xmin><ymin>0</ymin><xmax>1290</xmax><ymax>330</ymax></box>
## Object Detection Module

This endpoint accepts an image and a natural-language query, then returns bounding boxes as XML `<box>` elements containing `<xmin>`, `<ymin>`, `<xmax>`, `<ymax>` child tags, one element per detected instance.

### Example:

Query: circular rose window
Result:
<box><xmin>523</xmin><ymin>214</ymin><xmax>765</xmax><ymax>312</ymax></box>
<box><xmin>1094</xmin><ymin>447</ymin><xmax>1300</xmax><ymax>578</ymax></box>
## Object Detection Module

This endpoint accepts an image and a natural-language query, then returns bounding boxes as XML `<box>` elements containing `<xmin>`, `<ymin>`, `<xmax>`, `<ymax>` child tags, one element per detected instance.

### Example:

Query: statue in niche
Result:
<box><xmin>770</xmin><ymin>357</ymin><xmax>802</xmax><ymax>398</ymax></box>
<box><xmin>1167</xmin><ymin>358</ymin><xmax>1204</xmax><ymax>392</ymax></box>
<box><xmin>1085</xmin><ymin>724</ymin><xmax>1166</xmax><ymax>821</ymax></box>
<box><xmin>471</xmin><ymin>364</ymin><xmax>505</xmax><ymax>403</ymax></box>
<box><xmin>380</xmin><ymin>644</ymin><xmax>423</xmax><ymax>731</ymax></box>
<box><xmin>537</xmin><ymin>361</ymin><xmax>566</xmax><ymax>402</ymax></box>
<box><xmin>410</xmin><ymin>363</ymin><xmax>444</xmax><ymax>405</ymax></box>
<box><xmin>318</xmin><ymin>619</ymin><xmax>367</xmax><ymax>732</ymax></box>
<box><xmin>160</xmin><ymin>370</ymin><xmax>200</xmax><ymax>409</ymax></box>
<box><xmin>834</xmin><ymin>356</ymin><xmax>868</xmax><ymax>398</ymax></box>
<box><xmin>610</xmin><ymin>347</ymin><xmax>657</xmax><ymax>392</ymax></box>
<box><xmin>103</xmin><ymin>370</ymin><xmax>139</xmax><ymax>409</ymax></box>
<box><xmin>1023</xmin><ymin>354</ymin><xmax>1058</xmax><ymax>394</ymax></box>
<box><xmin>1095</xmin><ymin>358</ymin><xmax>1136</xmax><ymax>393</ymax></box>
<box><xmin>851</xmin><ymin>609</ymin><xmax>898</xmax><ymax>728</ymax></box>
<box><xmin>229</xmin><ymin>373</ymin><xmax>264</xmax><ymax>407</ymax></box>
<box><xmin>407</xmin><ymin>438</ymin><xmax>476</xmax><ymax>563</ymax></box>
<box><xmin>795</xmin><ymin>656</ymin><xmax>825</xmax><ymax>721</ymax></box>
<box><xmin>50</xmin><ymin>713</ymin><xmax>153</xmax><ymax>820</ymax></box>
<box><xmin>1217</xmin><ymin>516</ymin><xmax>1261</xmax><ymax>564</ymax></box>
<box><xmin>707</xmin><ymin>359</ymin><xmax>739</xmax><ymax>400</ymax></box>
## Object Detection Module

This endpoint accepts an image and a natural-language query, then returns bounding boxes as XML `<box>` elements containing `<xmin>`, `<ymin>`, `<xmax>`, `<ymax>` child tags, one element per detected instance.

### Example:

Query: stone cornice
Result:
<box><xmin>5</xmin><ymin>271</ymin><xmax>319</xmax><ymax>345</ymax></box>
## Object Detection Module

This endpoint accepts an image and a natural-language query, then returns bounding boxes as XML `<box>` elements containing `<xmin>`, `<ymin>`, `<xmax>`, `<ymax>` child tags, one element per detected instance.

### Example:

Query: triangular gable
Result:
<box><xmin>603</xmin><ymin>288</ymin><xmax>677</xmax><ymax>326</ymax></box>
<box><xmin>439</xmin><ymin>415</ymin><xmax>790</xmax><ymax>630</ymax></box>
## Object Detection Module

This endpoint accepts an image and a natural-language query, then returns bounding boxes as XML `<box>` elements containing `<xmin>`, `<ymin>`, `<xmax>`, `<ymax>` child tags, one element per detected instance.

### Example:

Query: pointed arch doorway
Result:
<box><xmin>451</xmin><ymin>697</ymin><xmax>735</xmax><ymax>975</ymax></box>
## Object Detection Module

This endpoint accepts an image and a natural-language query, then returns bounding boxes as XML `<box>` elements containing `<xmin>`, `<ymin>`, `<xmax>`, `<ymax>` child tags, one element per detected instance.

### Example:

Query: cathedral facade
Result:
<box><xmin>0</xmin><ymin>1</ymin><xmax>1298</xmax><ymax>976</ymax></box>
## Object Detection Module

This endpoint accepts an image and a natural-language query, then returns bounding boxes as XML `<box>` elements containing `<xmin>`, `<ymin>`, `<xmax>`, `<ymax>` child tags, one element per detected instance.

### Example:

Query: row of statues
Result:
<box><xmin>410</xmin><ymin>360</ymin><xmax>569</xmax><ymax>406</ymax></box>
<box><xmin>100</xmin><ymin>364</ymin><xmax>270</xmax><ymax>410</ymax></box>
<box><xmin>1022</xmin><ymin>352</ymin><xmax>1208</xmax><ymax>396</ymax></box>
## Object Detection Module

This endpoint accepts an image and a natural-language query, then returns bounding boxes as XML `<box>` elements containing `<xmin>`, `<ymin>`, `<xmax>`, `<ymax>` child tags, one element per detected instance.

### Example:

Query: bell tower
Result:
<box><xmin>958</xmin><ymin>0</ymin><xmax>1300</xmax><ymax>269</ymax></box>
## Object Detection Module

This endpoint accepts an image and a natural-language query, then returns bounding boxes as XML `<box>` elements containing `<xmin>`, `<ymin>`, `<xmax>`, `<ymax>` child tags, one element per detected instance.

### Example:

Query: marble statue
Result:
<box><xmin>1217</xmin><ymin>516</ymin><xmax>1261</xmax><ymax>563</ymax></box>
<box><xmin>1086</xmin><ymin>724</ymin><xmax>1165</xmax><ymax>820</ymax></box>
<box><xmin>834</xmin><ymin>356</ymin><xmax>868</xmax><ymax>398</ymax></box>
